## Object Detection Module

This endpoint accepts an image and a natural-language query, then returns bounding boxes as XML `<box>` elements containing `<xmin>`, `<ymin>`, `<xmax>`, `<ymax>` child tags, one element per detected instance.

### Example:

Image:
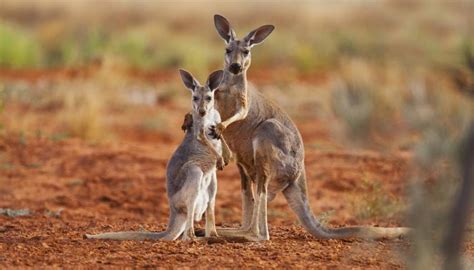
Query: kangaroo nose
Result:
<box><xmin>229</xmin><ymin>63</ymin><xmax>242</xmax><ymax>74</ymax></box>
<box><xmin>199</xmin><ymin>110</ymin><xmax>206</xmax><ymax>116</ymax></box>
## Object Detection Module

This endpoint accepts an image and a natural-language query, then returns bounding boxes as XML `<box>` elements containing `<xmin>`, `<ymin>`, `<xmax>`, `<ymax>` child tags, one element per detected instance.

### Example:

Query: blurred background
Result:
<box><xmin>0</xmin><ymin>0</ymin><xmax>472</xmax><ymax>144</ymax></box>
<box><xmin>0</xmin><ymin>0</ymin><xmax>473</xmax><ymax>268</ymax></box>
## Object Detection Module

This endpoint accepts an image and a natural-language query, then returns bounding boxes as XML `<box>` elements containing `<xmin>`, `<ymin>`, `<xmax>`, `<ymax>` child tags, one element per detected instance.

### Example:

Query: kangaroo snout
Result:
<box><xmin>229</xmin><ymin>63</ymin><xmax>242</xmax><ymax>74</ymax></box>
<box><xmin>199</xmin><ymin>109</ymin><xmax>206</xmax><ymax>116</ymax></box>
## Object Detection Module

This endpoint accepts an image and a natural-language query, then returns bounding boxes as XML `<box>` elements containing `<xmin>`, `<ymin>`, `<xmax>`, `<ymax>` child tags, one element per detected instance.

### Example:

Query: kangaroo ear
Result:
<box><xmin>206</xmin><ymin>70</ymin><xmax>224</xmax><ymax>91</ymax></box>
<box><xmin>214</xmin><ymin>14</ymin><xmax>236</xmax><ymax>44</ymax></box>
<box><xmin>244</xmin><ymin>25</ymin><xmax>275</xmax><ymax>47</ymax></box>
<box><xmin>179</xmin><ymin>69</ymin><xmax>199</xmax><ymax>92</ymax></box>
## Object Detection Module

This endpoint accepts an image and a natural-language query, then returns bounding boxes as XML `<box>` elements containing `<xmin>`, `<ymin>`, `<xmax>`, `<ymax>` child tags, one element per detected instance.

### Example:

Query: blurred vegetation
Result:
<box><xmin>330</xmin><ymin>37</ymin><xmax>473</xmax><ymax>270</ymax></box>
<box><xmin>0</xmin><ymin>22</ymin><xmax>42</xmax><ymax>68</ymax></box>
<box><xmin>0</xmin><ymin>0</ymin><xmax>470</xmax><ymax>144</ymax></box>
<box><xmin>355</xmin><ymin>177</ymin><xmax>404</xmax><ymax>220</ymax></box>
<box><xmin>0</xmin><ymin>0</ymin><xmax>471</xmax><ymax>74</ymax></box>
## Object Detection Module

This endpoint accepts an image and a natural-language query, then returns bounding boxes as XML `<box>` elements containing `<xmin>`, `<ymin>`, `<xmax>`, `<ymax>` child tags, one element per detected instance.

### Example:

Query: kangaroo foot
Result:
<box><xmin>181</xmin><ymin>228</ymin><xmax>196</xmax><ymax>241</ymax></box>
<box><xmin>216</xmin><ymin>228</ymin><xmax>266</xmax><ymax>241</ymax></box>
<box><xmin>194</xmin><ymin>228</ymin><xmax>220</xmax><ymax>237</ymax></box>
<box><xmin>216</xmin><ymin>227</ymin><xmax>247</xmax><ymax>235</ymax></box>
<box><xmin>194</xmin><ymin>228</ymin><xmax>206</xmax><ymax>237</ymax></box>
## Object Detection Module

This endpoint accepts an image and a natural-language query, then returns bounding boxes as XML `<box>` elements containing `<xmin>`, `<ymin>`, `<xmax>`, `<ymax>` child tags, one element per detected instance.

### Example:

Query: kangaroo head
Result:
<box><xmin>179</xmin><ymin>69</ymin><xmax>224</xmax><ymax>117</ymax></box>
<box><xmin>214</xmin><ymin>14</ymin><xmax>274</xmax><ymax>75</ymax></box>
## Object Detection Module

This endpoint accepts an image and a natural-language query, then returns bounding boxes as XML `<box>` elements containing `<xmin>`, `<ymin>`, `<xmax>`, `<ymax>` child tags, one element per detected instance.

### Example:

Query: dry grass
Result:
<box><xmin>353</xmin><ymin>177</ymin><xmax>405</xmax><ymax>221</ymax></box>
<box><xmin>0</xmin><ymin>0</ymin><xmax>471</xmax><ymax>72</ymax></box>
<box><xmin>59</xmin><ymin>82</ymin><xmax>105</xmax><ymax>141</ymax></box>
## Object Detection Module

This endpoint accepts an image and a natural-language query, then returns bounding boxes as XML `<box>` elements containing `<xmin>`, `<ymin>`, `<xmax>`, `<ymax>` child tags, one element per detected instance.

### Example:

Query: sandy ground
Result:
<box><xmin>0</xmin><ymin>119</ymin><xmax>410</xmax><ymax>269</ymax></box>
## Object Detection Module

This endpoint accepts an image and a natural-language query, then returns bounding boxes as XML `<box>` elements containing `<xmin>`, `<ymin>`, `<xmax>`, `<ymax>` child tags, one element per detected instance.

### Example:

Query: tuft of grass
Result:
<box><xmin>60</xmin><ymin>83</ymin><xmax>106</xmax><ymax>141</ymax></box>
<box><xmin>354</xmin><ymin>177</ymin><xmax>404</xmax><ymax>220</ymax></box>
<box><xmin>66</xmin><ymin>178</ymin><xmax>84</xmax><ymax>187</ymax></box>
<box><xmin>44</xmin><ymin>208</ymin><xmax>63</xmax><ymax>218</ymax></box>
<box><xmin>316</xmin><ymin>210</ymin><xmax>335</xmax><ymax>226</ymax></box>
<box><xmin>112</xmin><ymin>30</ymin><xmax>157</xmax><ymax>70</ymax></box>
<box><xmin>0</xmin><ymin>208</ymin><xmax>31</xmax><ymax>217</ymax></box>
<box><xmin>139</xmin><ymin>111</ymin><xmax>173</xmax><ymax>135</ymax></box>
<box><xmin>330</xmin><ymin>61</ymin><xmax>400</xmax><ymax>147</ymax></box>
<box><xmin>0</xmin><ymin>162</ymin><xmax>14</xmax><ymax>170</ymax></box>
<box><xmin>49</xmin><ymin>132</ymin><xmax>70</xmax><ymax>142</ymax></box>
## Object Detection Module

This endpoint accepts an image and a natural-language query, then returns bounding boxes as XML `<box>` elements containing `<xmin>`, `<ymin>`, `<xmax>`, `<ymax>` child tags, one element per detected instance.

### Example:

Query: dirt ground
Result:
<box><xmin>0</xmin><ymin>72</ymin><xmax>472</xmax><ymax>269</ymax></box>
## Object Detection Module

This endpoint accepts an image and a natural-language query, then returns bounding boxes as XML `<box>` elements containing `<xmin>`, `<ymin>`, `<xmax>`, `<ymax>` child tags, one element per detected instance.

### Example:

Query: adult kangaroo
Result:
<box><xmin>196</xmin><ymin>15</ymin><xmax>409</xmax><ymax>241</ymax></box>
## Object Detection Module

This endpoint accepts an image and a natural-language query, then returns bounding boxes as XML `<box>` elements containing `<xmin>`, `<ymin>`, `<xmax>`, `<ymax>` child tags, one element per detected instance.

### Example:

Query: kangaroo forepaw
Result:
<box><xmin>223</xmin><ymin>153</ymin><xmax>232</xmax><ymax>166</ymax></box>
<box><xmin>209</xmin><ymin>123</ymin><xmax>225</xmax><ymax>139</ymax></box>
<box><xmin>181</xmin><ymin>112</ymin><xmax>193</xmax><ymax>132</ymax></box>
<box><xmin>217</xmin><ymin>157</ymin><xmax>225</xmax><ymax>170</ymax></box>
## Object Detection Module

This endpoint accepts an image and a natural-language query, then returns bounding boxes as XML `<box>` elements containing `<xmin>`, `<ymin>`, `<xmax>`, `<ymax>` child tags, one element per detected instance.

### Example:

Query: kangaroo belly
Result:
<box><xmin>193</xmin><ymin>172</ymin><xmax>214</xmax><ymax>221</ymax></box>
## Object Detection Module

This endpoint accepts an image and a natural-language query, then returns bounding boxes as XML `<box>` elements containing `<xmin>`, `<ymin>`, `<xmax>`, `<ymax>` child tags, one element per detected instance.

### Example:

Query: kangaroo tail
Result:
<box><xmin>84</xmin><ymin>231</ymin><xmax>167</xmax><ymax>240</ymax></box>
<box><xmin>283</xmin><ymin>173</ymin><xmax>411</xmax><ymax>240</ymax></box>
<box><xmin>85</xmin><ymin>211</ymin><xmax>187</xmax><ymax>241</ymax></box>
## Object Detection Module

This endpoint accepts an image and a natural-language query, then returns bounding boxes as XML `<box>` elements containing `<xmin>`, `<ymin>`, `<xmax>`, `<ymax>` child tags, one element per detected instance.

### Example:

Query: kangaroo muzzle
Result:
<box><xmin>229</xmin><ymin>63</ymin><xmax>242</xmax><ymax>74</ymax></box>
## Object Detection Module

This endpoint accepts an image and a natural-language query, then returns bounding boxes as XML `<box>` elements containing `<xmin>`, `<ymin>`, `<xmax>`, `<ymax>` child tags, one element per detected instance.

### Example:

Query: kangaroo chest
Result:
<box><xmin>215</xmin><ymin>86</ymin><xmax>246</xmax><ymax>121</ymax></box>
<box><xmin>196</xmin><ymin>112</ymin><xmax>223</xmax><ymax>156</ymax></box>
<box><xmin>215</xmin><ymin>88</ymin><xmax>257</xmax><ymax>165</ymax></box>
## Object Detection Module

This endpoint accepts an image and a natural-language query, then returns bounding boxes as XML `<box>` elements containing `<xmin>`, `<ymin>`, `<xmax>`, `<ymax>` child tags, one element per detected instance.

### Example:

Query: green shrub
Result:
<box><xmin>0</xmin><ymin>22</ymin><xmax>42</xmax><ymax>68</ymax></box>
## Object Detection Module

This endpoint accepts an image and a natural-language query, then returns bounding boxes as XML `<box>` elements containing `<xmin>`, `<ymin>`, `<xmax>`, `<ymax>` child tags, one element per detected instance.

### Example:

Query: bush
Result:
<box><xmin>0</xmin><ymin>22</ymin><xmax>42</xmax><ymax>68</ymax></box>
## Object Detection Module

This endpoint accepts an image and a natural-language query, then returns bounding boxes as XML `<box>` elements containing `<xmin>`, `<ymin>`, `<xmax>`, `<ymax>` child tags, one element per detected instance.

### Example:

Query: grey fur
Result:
<box><xmin>85</xmin><ymin>70</ymin><xmax>231</xmax><ymax>241</ymax></box>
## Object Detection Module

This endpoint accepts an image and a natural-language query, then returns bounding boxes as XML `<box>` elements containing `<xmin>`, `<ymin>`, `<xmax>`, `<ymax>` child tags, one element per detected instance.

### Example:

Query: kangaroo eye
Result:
<box><xmin>205</xmin><ymin>96</ymin><xmax>212</xmax><ymax>101</ymax></box>
<box><xmin>243</xmin><ymin>50</ymin><xmax>250</xmax><ymax>55</ymax></box>
<box><xmin>193</xmin><ymin>96</ymin><xmax>199</xmax><ymax>101</ymax></box>
<box><xmin>225</xmin><ymin>48</ymin><xmax>231</xmax><ymax>54</ymax></box>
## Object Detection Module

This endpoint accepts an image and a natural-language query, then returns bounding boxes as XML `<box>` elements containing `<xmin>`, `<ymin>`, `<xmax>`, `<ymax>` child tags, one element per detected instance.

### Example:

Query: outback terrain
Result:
<box><xmin>1</xmin><ymin>0</ymin><xmax>473</xmax><ymax>268</ymax></box>
<box><xmin>0</xmin><ymin>68</ymin><xmax>471</xmax><ymax>268</ymax></box>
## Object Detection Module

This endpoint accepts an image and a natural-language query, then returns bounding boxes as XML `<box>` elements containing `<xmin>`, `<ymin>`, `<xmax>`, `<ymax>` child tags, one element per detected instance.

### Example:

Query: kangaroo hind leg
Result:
<box><xmin>177</xmin><ymin>164</ymin><xmax>203</xmax><ymax>241</ymax></box>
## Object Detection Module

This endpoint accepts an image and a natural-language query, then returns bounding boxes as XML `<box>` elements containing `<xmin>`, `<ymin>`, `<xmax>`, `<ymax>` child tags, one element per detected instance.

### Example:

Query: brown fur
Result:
<box><xmin>183</xmin><ymin>14</ymin><xmax>411</xmax><ymax>241</ymax></box>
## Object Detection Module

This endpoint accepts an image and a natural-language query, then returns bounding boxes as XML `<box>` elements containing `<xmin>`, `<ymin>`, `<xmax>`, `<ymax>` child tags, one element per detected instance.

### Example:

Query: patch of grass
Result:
<box><xmin>0</xmin><ymin>22</ymin><xmax>42</xmax><ymax>68</ymax></box>
<box><xmin>44</xmin><ymin>208</ymin><xmax>63</xmax><ymax>218</ymax></box>
<box><xmin>25</xmin><ymin>163</ymin><xmax>41</xmax><ymax>169</ymax></box>
<box><xmin>330</xmin><ymin>62</ymin><xmax>400</xmax><ymax>147</ymax></box>
<box><xmin>66</xmin><ymin>178</ymin><xmax>85</xmax><ymax>187</ymax></box>
<box><xmin>18</xmin><ymin>130</ymin><xmax>27</xmax><ymax>145</ymax></box>
<box><xmin>0</xmin><ymin>162</ymin><xmax>14</xmax><ymax>170</ymax></box>
<box><xmin>316</xmin><ymin>210</ymin><xmax>335</xmax><ymax>226</ymax></box>
<box><xmin>60</xmin><ymin>83</ymin><xmax>106</xmax><ymax>141</ymax></box>
<box><xmin>354</xmin><ymin>177</ymin><xmax>404</xmax><ymax>220</ymax></box>
<box><xmin>49</xmin><ymin>132</ymin><xmax>70</xmax><ymax>142</ymax></box>
<box><xmin>0</xmin><ymin>208</ymin><xmax>31</xmax><ymax>217</ymax></box>
<box><xmin>112</xmin><ymin>30</ymin><xmax>157</xmax><ymax>70</ymax></box>
<box><xmin>139</xmin><ymin>112</ymin><xmax>173</xmax><ymax>135</ymax></box>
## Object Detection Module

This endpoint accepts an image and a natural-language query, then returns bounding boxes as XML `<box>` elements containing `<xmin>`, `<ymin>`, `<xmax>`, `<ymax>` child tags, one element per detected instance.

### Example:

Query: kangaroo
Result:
<box><xmin>85</xmin><ymin>69</ymin><xmax>232</xmax><ymax>241</ymax></box>
<box><xmin>184</xmin><ymin>15</ymin><xmax>410</xmax><ymax>241</ymax></box>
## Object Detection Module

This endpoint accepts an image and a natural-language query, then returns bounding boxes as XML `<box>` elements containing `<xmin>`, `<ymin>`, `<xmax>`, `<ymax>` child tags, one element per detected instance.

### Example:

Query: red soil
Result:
<box><xmin>0</xmin><ymin>119</ymin><xmax>410</xmax><ymax>269</ymax></box>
